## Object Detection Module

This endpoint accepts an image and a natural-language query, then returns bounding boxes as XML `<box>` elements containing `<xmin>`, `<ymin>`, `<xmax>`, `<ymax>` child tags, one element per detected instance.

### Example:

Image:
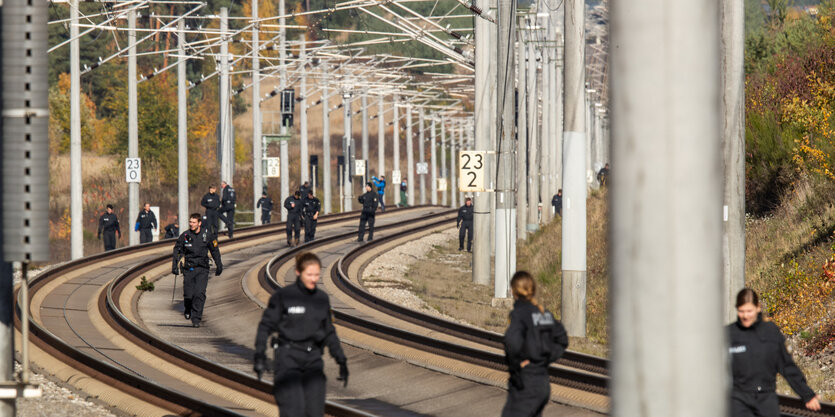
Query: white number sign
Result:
<box><xmin>459</xmin><ymin>151</ymin><xmax>487</xmax><ymax>192</ymax></box>
<box><xmin>438</xmin><ymin>178</ymin><xmax>448</xmax><ymax>191</ymax></box>
<box><xmin>266</xmin><ymin>158</ymin><xmax>280</xmax><ymax>178</ymax></box>
<box><xmin>391</xmin><ymin>170</ymin><xmax>401</xmax><ymax>185</ymax></box>
<box><xmin>416</xmin><ymin>162</ymin><xmax>428</xmax><ymax>175</ymax></box>
<box><xmin>125</xmin><ymin>158</ymin><xmax>141</xmax><ymax>183</ymax></box>
<box><xmin>354</xmin><ymin>159</ymin><xmax>366</xmax><ymax>176</ymax></box>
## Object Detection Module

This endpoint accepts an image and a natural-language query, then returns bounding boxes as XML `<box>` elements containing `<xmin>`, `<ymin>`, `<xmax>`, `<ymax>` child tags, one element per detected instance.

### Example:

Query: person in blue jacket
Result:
<box><xmin>372</xmin><ymin>175</ymin><xmax>386</xmax><ymax>212</ymax></box>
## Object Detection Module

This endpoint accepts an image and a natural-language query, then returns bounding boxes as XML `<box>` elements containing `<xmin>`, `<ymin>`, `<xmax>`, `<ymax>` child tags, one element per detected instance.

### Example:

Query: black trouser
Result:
<box><xmin>273</xmin><ymin>345</ymin><xmax>326</xmax><ymax>417</ymax></box>
<box><xmin>358</xmin><ymin>212</ymin><xmax>375</xmax><ymax>241</ymax></box>
<box><xmin>182</xmin><ymin>266</ymin><xmax>210</xmax><ymax>326</ymax></box>
<box><xmin>205</xmin><ymin>209</ymin><xmax>219</xmax><ymax>235</ymax></box>
<box><xmin>139</xmin><ymin>228</ymin><xmax>153</xmax><ymax>244</ymax></box>
<box><xmin>304</xmin><ymin>218</ymin><xmax>318</xmax><ymax>242</ymax></box>
<box><xmin>286</xmin><ymin>214</ymin><xmax>301</xmax><ymax>242</ymax></box>
<box><xmin>218</xmin><ymin>206</ymin><xmax>235</xmax><ymax>234</ymax></box>
<box><xmin>103</xmin><ymin>230</ymin><xmax>116</xmax><ymax>251</ymax></box>
<box><xmin>262</xmin><ymin>210</ymin><xmax>271</xmax><ymax>225</ymax></box>
<box><xmin>377</xmin><ymin>193</ymin><xmax>386</xmax><ymax>211</ymax></box>
<box><xmin>501</xmin><ymin>367</ymin><xmax>550</xmax><ymax>417</ymax></box>
<box><xmin>459</xmin><ymin>221</ymin><xmax>473</xmax><ymax>251</ymax></box>
<box><xmin>731</xmin><ymin>391</ymin><xmax>780</xmax><ymax>417</ymax></box>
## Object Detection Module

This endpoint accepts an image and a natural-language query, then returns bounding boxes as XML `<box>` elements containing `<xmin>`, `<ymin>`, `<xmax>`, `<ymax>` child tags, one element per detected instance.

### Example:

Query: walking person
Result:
<box><xmin>298</xmin><ymin>181</ymin><xmax>311</xmax><ymax>200</ymax></box>
<box><xmin>97</xmin><ymin>204</ymin><xmax>121</xmax><ymax>251</ymax></box>
<box><xmin>257</xmin><ymin>192</ymin><xmax>274</xmax><ymax>224</ymax></box>
<box><xmin>357</xmin><ymin>182</ymin><xmax>378</xmax><ymax>242</ymax></box>
<box><xmin>457</xmin><ymin>197</ymin><xmax>474</xmax><ymax>252</ymax></box>
<box><xmin>219</xmin><ymin>180</ymin><xmax>237</xmax><ymax>238</ymax></box>
<box><xmin>135</xmin><ymin>203</ymin><xmax>158</xmax><ymax>244</ymax></box>
<box><xmin>303</xmin><ymin>190</ymin><xmax>321</xmax><ymax>242</ymax></box>
<box><xmin>171</xmin><ymin>213</ymin><xmax>223</xmax><ymax>328</ymax></box>
<box><xmin>253</xmin><ymin>252</ymin><xmax>349</xmax><ymax>417</ymax></box>
<box><xmin>164</xmin><ymin>215</ymin><xmax>179</xmax><ymax>239</ymax></box>
<box><xmin>201</xmin><ymin>185</ymin><xmax>221</xmax><ymax>235</ymax></box>
<box><xmin>372</xmin><ymin>175</ymin><xmax>386</xmax><ymax>212</ymax></box>
<box><xmin>551</xmin><ymin>189</ymin><xmax>562</xmax><ymax>217</ymax></box>
<box><xmin>284</xmin><ymin>191</ymin><xmax>303</xmax><ymax>246</ymax></box>
<box><xmin>729</xmin><ymin>288</ymin><xmax>821</xmax><ymax>416</ymax></box>
<box><xmin>399</xmin><ymin>179</ymin><xmax>408</xmax><ymax>207</ymax></box>
<box><xmin>502</xmin><ymin>271</ymin><xmax>568</xmax><ymax>417</ymax></box>
<box><xmin>596</xmin><ymin>163</ymin><xmax>610</xmax><ymax>186</ymax></box>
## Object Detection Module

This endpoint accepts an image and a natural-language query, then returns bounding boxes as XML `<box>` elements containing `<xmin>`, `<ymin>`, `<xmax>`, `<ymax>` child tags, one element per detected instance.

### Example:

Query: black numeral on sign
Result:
<box><xmin>467</xmin><ymin>172</ymin><xmax>477</xmax><ymax>187</ymax></box>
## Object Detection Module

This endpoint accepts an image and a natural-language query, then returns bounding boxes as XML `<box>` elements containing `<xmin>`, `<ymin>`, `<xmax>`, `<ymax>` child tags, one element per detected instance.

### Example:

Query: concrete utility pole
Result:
<box><xmin>551</xmin><ymin>27</ymin><xmax>563</xmax><ymax>200</ymax></box>
<box><xmin>494</xmin><ymin>0</ymin><xmax>517</xmax><ymax>299</ymax></box>
<box><xmin>393</xmin><ymin>98</ymin><xmax>400</xmax><ymax>204</ymax></box>
<box><xmin>539</xmin><ymin>16</ymin><xmax>552</xmax><ymax>225</ymax></box>
<box><xmin>473</xmin><ymin>0</ymin><xmax>493</xmax><ymax>286</ymax></box>
<box><xmin>361</xmin><ymin>92</ymin><xmax>369</xmax><ymax>184</ymax></box>
<box><xmin>70</xmin><ymin>0</ymin><xmax>84</xmax><ymax>257</ymax></box>
<box><xmin>300</xmin><ymin>35</ymin><xmax>309</xmax><ymax>184</ymax></box>
<box><xmin>279</xmin><ymin>0</ymin><xmax>289</xmax><ymax>221</ymax></box>
<box><xmin>527</xmin><ymin>19</ymin><xmax>540</xmax><ymax>231</ymax></box>
<box><xmin>128</xmin><ymin>8</ymin><xmax>139</xmax><ymax>246</ymax></box>
<box><xmin>219</xmin><ymin>8</ymin><xmax>233</xmax><ymax>185</ymax></box>
<box><xmin>459</xmin><ymin>121</ymin><xmax>466</xmax><ymax>207</ymax></box>
<box><xmin>406</xmin><ymin>106</ymin><xmax>415</xmax><ymax>206</ymax></box>
<box><xmin>377</xmin><ymin>95</ymin><xmax>385</xmax><ymax>179</ymax></box>
<box><xmin>430</xmin><ymin>117</ymin><xmax>438</xmax><ymax>205</ymax></box>
<box><xmin>343</xmin><ymin>92</ymin><xmax>353</xmax><ymax>211</ymax></box>
<box><xmin>418</xmin><ymin>109</ymin><xmax>426</xmax><ymax>205</ymax></box>
<box><xmin>450</xmin><ymin>122</ymin><xmax>458</xmax><ymax>208</ymax></box>
<box><xmin>322</xmin><ymin>80</ymin><xmax>331</xmax><ymax>213</ymax></box>
<box><xmin>721</xmin><ymin>0</ymin><xmax>746</xmax><ymax>323</ymax></box>
<box><xmin>517</xmin><ymin>26</ymin><xmax>528</xmax><ymax>241</ymax></box>
<box><xmin>441</xmin><ymin>121</ymin><xmax>448</xmax><ymax>206</ymax></box>
<box><xmin>610</xmin><ymin>0</ymin><xmax>726</xmax><ymax>414</ymax></box>
<box><xmin>561</xmin><ymin>0</ymin><xmax>587</xmax><ymax>336</ymax></box>
<box><xmin>178</xmin><ymin>20</ymin><xmax>189</xmax><ymax>235</ymax></box>
<box><xmin>252</xmin><ymin>0</ymin><xmax>262</xmax><ymax>211</ymax></box>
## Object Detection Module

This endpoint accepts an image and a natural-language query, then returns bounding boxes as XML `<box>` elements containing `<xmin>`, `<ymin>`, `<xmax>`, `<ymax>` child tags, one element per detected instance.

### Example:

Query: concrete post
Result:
<box><xmin>430</xmin><ymin>117</ymin><xmax>438</xmax><ymax>205</ymax></box>
<box><xmin>342</xmin><ymin>92</ymin><xmax>353</xmax><ymax>211</ymax></box>
<box><xmin>393</xmin><ymin>97</ymin><xmax>400</xmax><ymax>205</ymax></box>
<box><xmin>441</xmin><ymin>121</ymin><xmax>448</xmax><ymax>206</ymax></box>
<box><xmin>300</xmin><ymin>35</ymin><xmax>309</xmax><ymax>184</ymax></box>
<box><xmin>527</xmin><ymin>21</ymin><xmax>540</xmax><ymax>231</ymax></box>
<box><xmin>178</xmin><ymin>21</ymin><xmax>189</xmax><ymax>234</ymax></box>
<box><xmin>219</xmin><ymin>8</ymin><xmax>232</xmax><ymax>185</ymax></box>
<box><xmin>252</xmin><ymin>0</ymin><xmax>262</xmax><ymax>210</ymax></box>
<box><xmin>609</xmin><ymin>0</ymin><xmax>726</xmax><ymax>414</ymax></box>
<box><xmin>322</xmin><ymin>81</ymin><xmax>331</xmax><ymax>214</ymax></box>
<box><xmin>721</xmin><ymin>0</ymin><xmax>746</xmax><ymax>323</ymax></box>
<box><xmin>361</xmin><ymin>92</ymin><xmax>369</xmax><ymax>184</ymax></box>
<box><xmin>473</xmin><ymin>0</ymin><xmax>494</xmax><ymax>286</ymax></box>
<box><xmin>71</xmin><ymin>0</ymin><xmax>84</xmax><ymax>256</ymax></box>
<box><xmin>539</xmin><ymin>12</ymin><xmax>552</xmax><ymax>225</ymax></box>
<box><xmin>516</xmin><ymin>26</ymin><xmax>528</xmax><ymax>241</ymax></box>
<box><xmin>419</xmin><ymin>109</ymin><xmax>426</xmax><ymax>205</ymax></box>
<box><xmin>406</xmin><ymin>106</ymin><xmax>415</xmax><ymax>206</ymax></box>
<box><xmin>377</xmin><ymin>95</ymin><xmax>385</xmax><ymax>179</ymax></box>
<box><xmin>450</xmin><ymin>122</ymin><xmax>458</xmax><ymax>209</ymax></box>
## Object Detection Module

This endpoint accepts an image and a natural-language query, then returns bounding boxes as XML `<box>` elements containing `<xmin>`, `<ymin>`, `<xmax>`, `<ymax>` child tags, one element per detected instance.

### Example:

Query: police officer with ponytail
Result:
<box><xmin>502</xmin><ymin>271</ymin><xmax>568</xmax><ymax>417</ymax></box>
<box><xmin>254</xmin><ymin>252</ymin><xmax>349</xmax><ymax>416</ymax></box>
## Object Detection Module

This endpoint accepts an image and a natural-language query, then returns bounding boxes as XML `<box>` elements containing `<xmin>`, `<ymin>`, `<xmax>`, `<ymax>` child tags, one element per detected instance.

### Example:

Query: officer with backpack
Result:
<box><xmin>502</xmin><ymin>271</ymin><xmax>568</xmax><ymax>417</ymax></box>
<box><xmin>357</xmin><ymin>182</ymin><xmax>379</xmax><ymax>242</ymax></box>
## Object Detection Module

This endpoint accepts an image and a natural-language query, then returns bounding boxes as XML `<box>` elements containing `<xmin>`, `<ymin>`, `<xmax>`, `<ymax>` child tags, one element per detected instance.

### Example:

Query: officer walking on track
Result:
<box><xmin>502</xmin><ymin>271</ymin><xmax>568</xmax><ymax>417</ymax></box>
<box><xmin>253</xmin><ymin>252</ymin><xmax>349</xmax><ymax>417</ymax></box>
<box><xmin>201</xmin><ymin>185</ymin><xmax>221</xmax><ymax>235</ymax></box>
<box><xmin>303</xmin><ymin>190</ymin><xmax>321</xmax><ymax>242</ymax></box>
<box><xmin>97</xmin><ymin>204</ymin><xmax>121</xmax><ymax>251</ymax></box>
<box><xmin>357</xmin><ymin>182</ymin><xmax>378</xmax><ymax>242</ymax></box>
<box><xmin>135</xmin><ymin>203</ymin><xmax>158</xmax><ymax>244</ymax></box>
<box><xmin>285</xmin><ymin>191</ymin><xmax>303</xmax><ymax>246</ymax></box>
<box><xmin>219</xmin><ymin>180</ymin><xmax>236</xmax><ymax>238</ymax></box>
<box><xmin>457</xmin><ymin>197</ymin><xmax>474</xmax><ymax>252</ymax></box>
<box><xmin>729</xmin><ymin>288</ymin><xmax>821</xmax><ymax>416</ymax></box>
<box><xmin>172</xmin><ymin>213</ymin><xmax>223</xmax><ymax>328</ymax></box>
<box><xmin>164</xmin><ymin>215</ymin><xmax>179</xmax><ymax>239</ymax></box>
<box><xmin>257</xmin><ymin>192</ymin><xmax>274</xmax><ymax>224</ymax></box>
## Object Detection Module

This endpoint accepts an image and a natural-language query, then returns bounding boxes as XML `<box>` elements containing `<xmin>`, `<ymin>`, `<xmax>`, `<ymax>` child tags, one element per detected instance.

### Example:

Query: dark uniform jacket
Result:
<box><xmin>504</xmin><ymin>299</ymin><xmax>568</xmax><ymax>369</ymax></box>
<box><xmin>284</xmin><ymin>196</ymin><xmax>303</xmax><ymax>218</ymax></box>
<box><xmin>457</xmin><ymin>204</ymin><xmax>474</xmax><ymax>227</ymax></box>
<box><xmin>728</xmin><ymin>317</ymin><xmax>816</xmax><ymax>402</ymax></box>
<box><xmin>201</xmin><ymin>192</ymin><xmax>221</xmax><ymax>211</ymax></box>
<box><xmin>221</xmin><ymin>186</ymin><xmax>236</xmax><ymax>209</ymax></box>
<box><xmin>97</xmin><ymin>213</ymin><xmax>121</xmax><ymax>236</ymax></box>
<box><xmin>135</xmin><ymin>210</ymin><xmax>157</xmax><ymax>230</ymax></box>
<box><xmin>255</xmin><ymin>279</ymin><xmax>346</xmax><ymax>364</ymax></box>
<box><xmin>172</xmin><ymin>226</ymin><xmax>222</xmax><ymax>272</ymax></box>
<box><xmin>358</xmin><ymin>191</ymin><xmax>378</xmax><ymax>214</ymax></box>
<box><xmin>303</xmin><ymin>197</ymin><xmax>321</xmax><ymax>219</ymax></box>
<box><xmin>257</xmin><ymin>197</ymin><xmax>274</xmax><ymax>212</ymax></box>
<box><xmin>298</xmin><ymin>185</ymin><xmax>311</xmax><ymax>200</ymax></box>
<box><xmin>164</xmin><ymin>223</ymin><xmax>179</xmax><ymax>239</ymax></box>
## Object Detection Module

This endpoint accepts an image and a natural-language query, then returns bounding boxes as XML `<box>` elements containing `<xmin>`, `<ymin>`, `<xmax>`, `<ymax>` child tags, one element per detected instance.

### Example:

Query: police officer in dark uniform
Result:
<box><xmin>303</xmin><ymin>190</ymin><xmax>321</xmax><ymax>242</ymax></box>
<box><xmin>457</xmin><ymin>197</ymin><xmax>474</xmax><ymax>252</ymax></box>
<box><xmin>218</xmin><ymin>180</ymin><xmax>236</xmax><ymax>238</ymax></box>
<box><xmin>502</xmin><ymin>271</ymin><xmax>568</xmax><ymax>417</ymax></box>
<box><xmin>164</xmin><ymin>215</ymin><xmax>179</xmax><ymax>239</ymax></box>
<box><xmin>551</xmin><ymin>189</ymin><xmax>562</xmax><ymax>217</ymax></box>
<box><xmin>357</xmin><ymin>182</ymin><xmax>378</xmax><ymax>242</ymax></box>
<box><xmin>172</xmin><ymin>213</ymin><xmax>223</xmax><ymax>328</ymax></box>
<box><xmin>135</xmin><ymin>203</ymin><xmax>158</xmax><ymax>244</ymax></box>
<box><xmin>253</xmin><ymin>252</ymin><xmax>349</xmax><ymax>416</ymax></box>
<box><xmin>201</xmin><ymin>185</ymin><xmax>221</xmax><ymax>235</ymax></box>
<box><xmin>284</xmin><ymin>191</ymin><xmax>303</xmax><ymax>246</ymax></box>
<box><xmin>298</xmin><ymin>181</ymin><xmax>311</xmax><ymax>200</ymax></box>
<box><xmin>728</xmin><ymin>288</ymin><xmax>821</xmax><ymax>416</ymax></box>
<box><xmin>97</xmin><ymin>204</ymin><xmax>121</xmax><ymax>251</ymax></box>
<box><xmin>257</xmin><ymin>192</ymin><xmax>274</xmax><ymax>224</ymax></box>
